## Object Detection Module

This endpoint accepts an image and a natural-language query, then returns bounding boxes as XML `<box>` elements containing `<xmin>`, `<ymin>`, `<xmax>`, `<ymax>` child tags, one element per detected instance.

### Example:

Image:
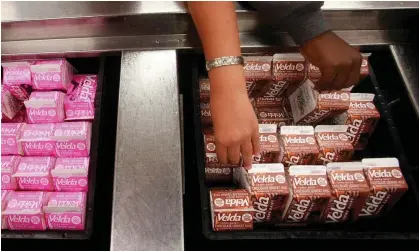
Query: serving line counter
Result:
<box><xmin>1</xmin><ymin>2</ymin><xmax>419</xmax><ymax>251</ymax></box>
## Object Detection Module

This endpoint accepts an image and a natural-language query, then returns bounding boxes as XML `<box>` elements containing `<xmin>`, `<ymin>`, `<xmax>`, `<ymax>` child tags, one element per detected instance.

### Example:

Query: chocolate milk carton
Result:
<box><xmin>2</xmin><ymin>61</ymin><xmax>33</xmax><ymax>101</ymax></box>
<box><xmin>199</xmin><ymin>78</ymin><xmax>211</xmax><ymax>101</ymax></box>
<box><xmin>278</xmin><ymin>126</ymin><xmax>319</xmax><ymax>168</ymax></box>
<box><xmin>1</xmin><ymin>123</ymin><xmax>24</xmax><ymax>155</ymax></box>
<box><xmin>209</xmin><ymin>189</ymin><xmax>254</xmax><ymax>231</ymax></box>
<box><xmin>65</xmin><ymin>74</ymin><xmax>98</xmax><ymax>121</ymax></box>
<box><xmin>321</xmin><ymin>162</ymin><xmax>370</xmax><ymax>223</ymax></box>
<box><xmin>1</xmin><ymin>156</ymin><xmax>20</xmax><ymax>190</ymax></box>
<box><xmin>359</xmin><ymin>158</ymin><xmax>408</xmax><ymax>218</ymax></box>
<box><xmin>4</xmin><ymin>191</ymin><xmax>47</xmax><ymax>230</ymax></box>
<box><xmin>203</xmin><ymin>128</ymin><xmax>218</xmax><ymax>165</ymax></box>
<box><xmin>331</xmin><ymin>93</ymin><xmax>380</xmax><ymax>150</ymax></box>
<box><xmin>30</xmin><ymin>59</ymin><xmax>74</xmax><ymax>91</ymax></box>
<box><xmin>253</xmin><ymin>97</ymin><xmax>283</xmax><ymax>108</ymax></box>
<box><xmin>13</xmin><ymin>156</ymin><xmax>56</xmax><ymax>191</ymax></box>
<box><xmin>19</xmin><ymin>123</ymin><xmax>56</xmax><ymax>156</ymax></box>
<box><xmin>282</xmin><ymin>165</ymin><xmax>331</xmax><ymax>223</ymax></box>
<box><xmin>255</xmin><ymin>124</ymin><xmax>280</xmax><ymax>163</ymax></box>
<box><xmin>271</xmin><ymin>53</ymin><xmax>306</xmax><ymax>97</ymax></box>
<box><xmin>289</xmin><ymin>79</ymin><xmax>350</xmax><ymax>125</ymax></box>
<box><xmin>53</xmin><ymin>122</ymin><xmax>92</xmax><ymax>157</ymax></box>
<box><xmin>51</xmin><ymin>157</ymin><xmax>89</xmax><ymax>192</ymax></box>
<box><xmin>205</xmin><ymin>165</ymin><xmax>233</xmax><ymax>184</ymax></box>
<box><xmin>239</xmin><ymin>163</ymin><xmax>289</xmax><ymax>223</ymax></box>
<box><xmin>25</xmin><ymin>91</ymin><xmax>66</xmax><ymax>123</ymax></box>
<box><xmin>243</xmin><ymin>56</ymin><xmax>273</xmax><ymax>98</ymax></box>
<box><xmin>255</xmin><ymin>106</ymin><xmax>293</xmax><ymax>130</ymax></box>
<box><xmin>200</xmin><ymin>102</ymin><xmax>212</xmax><ymax>127</ymax></box>
<box><xmin>315</xmin><ymin>125</ymin><xmax>354</xmax><ymax>165</ymax></box>
<box><xmin>44</xmin><ymin>192</ymin><xmax>87</xmax><ymax>230</ymax></box>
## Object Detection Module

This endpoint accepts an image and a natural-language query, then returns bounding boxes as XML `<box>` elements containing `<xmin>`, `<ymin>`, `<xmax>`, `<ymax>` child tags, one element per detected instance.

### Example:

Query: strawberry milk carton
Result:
<box><xmin>359</xmin><ymin>158</ymin><xmax>408</xmax><ymax>218</ymax></box>
<box><xmin>1</xmin><ymin>85</ymin><xmax>23</xmax><ymax>120</ymax></box>
<box><xmin>330</xmin><ymin>93</ymin><xmax>380</xmax><ymax>150</ymax></box>
<box><xmin>278</xmin><ymin>126</ymin><xmax>319</xmax><ymax>168</ymax></box>
<box><xmin>51</xmin><ymin>157</ymin><xmax>89</xmax><ymax>192</ymax></box>
<box><xmin>44</xmin><ymin>192</ymin><xmax>87</xmax><ymax>230</ymax></box>
<box><xmin>321</xmin><ymin>162</ymin><xmax>370</xmax><ymax>223</ymax></box>
<box><xmin>209</xmin><ymin>189</ymin><xmax>254</xmax><ymax>231</ymax></box>
<box><xmin>53</xmin><ymin>122</ymin><xmax>92</xmax><ymax>157</ymax></box>
<box><xmin>12</xmin><ymin>157</ymin><xmax>55</xmax><ymax>191</ymax></box>
<box><xmin>1</xmin><ymin>123</ymin><xmax>24</xmax><ymax>155</ymax></box>
<box><xmin>3</xmin><ymin>191</ymin><xmax>47</xmax><ymax>230</ymax></box>
<box><xmin>25</xmin><ymin>91</ymin><xmax>65</xmax><ymax>123</ymax></box>
<box><xmin>238</xmin><ymin>163</ymin><xmax>289</xmax><ymax>223</ymax></box>
<box><xmin>65</xmin><ymin>75</ymin><xmax>98</xmax><ymax>121</ymax></box>
<box><xmin>282</xmin><ymin>165</ymin><xmax>331</xmax><ymax>224</ymax></box>
<box><xmin>2</xmin><ymin>108</ymin><xmax>28</xmax><ymax>123</ymax></box>
<box><xmin>315</xmin><ymin>125</ymin><xmax>354</xmax><ymax>165</ymax></box>
<box><xmin>289</xmin><ymin>79</ymin><xmax>350</xmax><ymax>125</ymax></box>
<box><xmin>30</xmin><ymin>59</ymin><xmax>74</xmax><ymax>91</ymax></box>
<box><xmin>19</xmin><ymin>123</ymin><xmax>56</xmax><ymax>156</ymax></box>
<box><xmin>2</xmin><ymin>61</ymin><xmax>33</xmax><ymax>101</ymax></box>
<box><xmin>1</xmin><ymin>190</ymin><xmax>12</xmax><ymax>229</ymax></box>
<box><xmin>1</xmin><ymin>156</ymin><xmax>20</xmax><ymax>190</ymax></box>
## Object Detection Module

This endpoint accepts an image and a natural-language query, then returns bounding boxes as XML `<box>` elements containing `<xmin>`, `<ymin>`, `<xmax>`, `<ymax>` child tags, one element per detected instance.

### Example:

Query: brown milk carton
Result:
<box><xmin>238</xmin><ymin>163</ymin><xmax>289</xmax><ymax>223</ymax></box>
<box><xmin>315</xmin><ymin>125</ymin><xmax>354</xmax><ymax>165</ymax></box>
<box><xmin>321</xmin><ymin>162</ymin><xmax>370</xmax><ymax>223</ymax></box>
<box><xmin>330</xmin><ymin>93</ymin><xmax>380</xmax><ymax>150</ymax></box>
<box><xmin>255</xmin><ymin>106</ymin><xmax>293</xmax><ymax>130</ymax></box>
<box><xmin>271</xmin><ymin>53</ymin><xmax>307</xmax><ymax>97</ymax></box>
<box><xmin>200</xmin><ymin>102</ymin><xmax>212</xmax><ymax>127</ymax></box>
<box><xmin>254</xmin><ymin>97</ymin><xmax>283</xmax><ymax>107</ymax></box>
<box><xmin>278</xmin><ymin>126</ymin><xmax>319</xmax><ymax>168</ymax></box>
<box><xmin>205</xmin><ymin>164</ymin><xmax>233</xmax><ymax>184</ymax></box>
<box><xmin>255</xmin><ymin>124</ymin><xmax>280</xmax><ymax>163</ymax></box>
<box><xmin>307</xmin><ymin>53</ymin><xmax>371</xmax><ymax>85</ymax></box>
<box><xmin>282</xmin><ymin>165</ymin><xmax>331</xmax><ymax>223</ymax></box>
<box><xmin>359</xmin><ymin>158</ymin><xmax>408</xmax><ymax>218</ymax></box>
<box><xmin>289</xmin><ymin>79</ymin><xmax>350</xmax><ymax>125</ymax></box>
<box><xmin>209</xmin><ymin>189</ymin><xmax>254</xmax><ymax>231</ymax></box>
<box><xmin>203</xmin><ymin>128</ymin><xmax>218</xmax><ymax>165</ymax></box>
<box><xmin>243</xmin><ymin>56</ymin><xmax>273</xmax><ymax>98</ymax></box>
<box><xmin>199</xmin><ymin>78</ymin><xmax>210</xmax><ymax>101</ymax></box>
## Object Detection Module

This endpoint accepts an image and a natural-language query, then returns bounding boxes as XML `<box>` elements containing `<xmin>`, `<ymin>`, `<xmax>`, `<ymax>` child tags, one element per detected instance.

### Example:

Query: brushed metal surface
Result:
<box><xmin>112</xmin><ymin>51</ymin><xmax>183</xmax><ymax>251</ymax></box>
<box><xmin>390</xmin><ymin>45</ymin><xmax>419</xmax><ymax>119</ymax></box>
<box><xmin>1</xmin><ymin>29</ymin><xmax>411</xmax><ymax>57</ymax></box>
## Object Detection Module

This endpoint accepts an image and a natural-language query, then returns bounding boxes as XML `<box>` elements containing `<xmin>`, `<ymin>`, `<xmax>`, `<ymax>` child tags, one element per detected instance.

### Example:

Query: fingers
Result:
<box><xmin>344</xmin><ymin>54</ymin><xmax>362</xmax><ymax>89</ymax></box>
<box><xmin>227</xmin><ymin>145</ymin><xmax>241</xmax><ymax>165</ymax></box>
<box><xmin>216</xmin><ymin>144</ymin><xmax>228</xmax><ymax>165</ymax></box>
<box><xmin>251</xmin><ymin>126</ymin><xmax>261</xmax><ymax>156</ymax></box>
<box><xmin>316</xmin><ymin>67</ymin><xmax>336</xmax><ymax>91</ymax></box>
<box><xmin>241</xmin><ymin>140</ymin><xmax>253</xmax><ymax>170</ymax></box>
<box><xmin>333</xmin><ymin>63</ymin><xmax>351</xmax><ymax>90</ymax></box>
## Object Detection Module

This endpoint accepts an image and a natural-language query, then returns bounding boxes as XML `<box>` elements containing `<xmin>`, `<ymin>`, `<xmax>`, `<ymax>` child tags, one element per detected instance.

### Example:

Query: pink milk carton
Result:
<box><xmin>1</xmin><ymin>190</ymin><xmax>12</xmax><ymax>229</ymax></box>
<box><xmin>30</xmin><ymin>59</ymin><xmax>74</xmax><ymax>91</ymax></box>
<box><xmin>19</xmin><ymin>123</ymin><xmax>56</xmax><ymax>156</ymax></box>
<box><xmin>1</xmin><ymin>156</ymin><xmax>20</xmax><ymax>190</ymax></box>
<box><xmin>65</xmin><ymin>75</ymin><xmax>98</xmax><ymax>121</ymax></box>
<box><xmin>2</xmin><ymin>61</ymin><xmax>33</xmax><ymax>101</ymax></box>
<box><xmin>24</xmin><ymin>91</ymin><xmax>65</xmax><ymax>123</ymax></box>
<box><xmin>1</xmin><ymin>123</ymin><xmax>24</xmax><ymax>155</ymax></box>
<box><xmin>44</xmin><ymin>192</ymin><xmax>87</xmax><ymax>230</ymax></box>
<box><xmin>51</xmin><ymin>157</ymin><xmax>89</xmax><ymax>192</ymax></box>
<box><xmin>2</xmin><ymin>108</ymin><xmax>28</xmax><ymax>123</ymax></box>
<box><xmin>12</xmin><ymin>157</ymin><xmax>55</xmax><ymax>191</ymax></box>
<box><xmin>53</xmin><ymin>122</ymin><xmax>92</xmax><ymax>157</ymax></box>
<box><xmin>3</xmin><ymin>191</ymin><xmax>47</xmax><ymax>230</ymax></box>
<box><xmin>1</xmin><ymin>85</ymin><xmax>23</xmax><ymax>120</ymax></box>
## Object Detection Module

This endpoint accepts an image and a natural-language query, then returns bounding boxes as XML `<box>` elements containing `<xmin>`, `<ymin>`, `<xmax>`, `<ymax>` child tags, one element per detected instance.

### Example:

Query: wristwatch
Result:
<box><xmin>206</xmin><ymin>56</ymin><xmax>244</xmax><ymax>72</ymax></box>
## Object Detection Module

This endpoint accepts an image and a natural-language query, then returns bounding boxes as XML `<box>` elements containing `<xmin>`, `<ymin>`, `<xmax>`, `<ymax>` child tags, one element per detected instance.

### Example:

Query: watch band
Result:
<box><xmin>205</xmin><ymin>56</ymin><xmax>244</xmax><ymax>71</ymax></box>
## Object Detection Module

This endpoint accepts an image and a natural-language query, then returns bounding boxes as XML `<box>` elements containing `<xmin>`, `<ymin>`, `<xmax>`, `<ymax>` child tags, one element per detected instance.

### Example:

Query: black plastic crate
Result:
<box><xmin>1</xmin><ymin>56</ymin><xmax>106</xmax><ymax>240</ymax></box>
<box><xmin>190</xmin><ymin>52</ymin><xmax>419</xmax><ymax>240</ymax></box>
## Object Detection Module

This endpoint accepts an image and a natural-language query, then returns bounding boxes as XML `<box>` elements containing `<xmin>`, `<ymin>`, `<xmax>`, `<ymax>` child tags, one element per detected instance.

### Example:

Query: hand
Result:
<box><xmin>300</xmin><ymin>31</ymin><xmax>362</xmax><ymax>91</ymax></box>
<box><xmin>209</xmin><ymin>65</ymin><xmax>260</xmax><ymax>170</ymax></box>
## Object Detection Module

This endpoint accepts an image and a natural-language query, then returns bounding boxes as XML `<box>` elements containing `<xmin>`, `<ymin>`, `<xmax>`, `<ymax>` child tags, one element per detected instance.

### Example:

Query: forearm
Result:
<box><xmin>188</xmin><ymin>1</ymin><xmax>246</xmax><ymax>95</ymax></box>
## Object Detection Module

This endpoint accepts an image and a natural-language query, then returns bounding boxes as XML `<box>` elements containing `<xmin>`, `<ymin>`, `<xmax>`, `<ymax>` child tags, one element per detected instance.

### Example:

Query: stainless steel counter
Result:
<box><xmin>2</xmin><ymin>1</ymin><xmax>419</xmax><ymax>56</ymax></box>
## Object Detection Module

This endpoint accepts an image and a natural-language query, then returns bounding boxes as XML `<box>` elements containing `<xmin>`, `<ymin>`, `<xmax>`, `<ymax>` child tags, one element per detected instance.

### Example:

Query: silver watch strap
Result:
<box><xmin>205</xmin><ymin>56</ymin><xmax>244</xmax><ymax>71</ymax></box>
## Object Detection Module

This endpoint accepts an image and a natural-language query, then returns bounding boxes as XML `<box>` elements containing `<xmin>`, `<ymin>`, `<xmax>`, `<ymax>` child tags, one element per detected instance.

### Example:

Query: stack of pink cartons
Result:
<box><xmin>1</xmin><ymin>59</ymin><xmax>96</xmax><ymax>232</ymax></box>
